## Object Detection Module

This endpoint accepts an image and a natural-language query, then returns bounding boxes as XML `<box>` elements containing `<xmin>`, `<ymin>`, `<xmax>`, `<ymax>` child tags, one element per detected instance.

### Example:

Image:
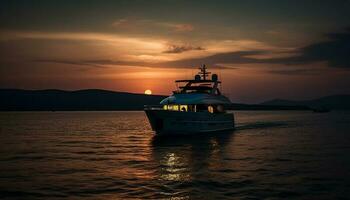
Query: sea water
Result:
<box><xmin>0</xmin><ymin>111</ymin><xmax>349</xmax><ymax>199</ymax></box>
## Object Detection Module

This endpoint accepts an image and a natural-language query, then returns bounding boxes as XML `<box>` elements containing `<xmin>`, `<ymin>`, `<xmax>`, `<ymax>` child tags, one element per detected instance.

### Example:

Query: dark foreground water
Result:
<box><xmin>0</xmin><ymin>111</ymin><xmax>349</xmax><ymax>199</ymax></box>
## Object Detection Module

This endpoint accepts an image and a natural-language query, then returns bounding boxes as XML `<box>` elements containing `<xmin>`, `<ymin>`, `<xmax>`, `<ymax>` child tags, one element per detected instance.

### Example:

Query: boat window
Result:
<box><xmin>171</xmin><ymin>105</ymin><xmax>179</xmax><ymax>111</ymax></box>
<box><xmin>163</xmin><ymin>104</ymin><xmax>188</xmax><ymax>112</ymax></box>
<box><xmin>163</xmin><ymin>104</ymin><xmax>224</xmax><ymax>113</ymax></box>
<box><xmin>217</xmin><ymin>105</ymin><xmax>225</xmax><ymax>113</ymax></box>
<box><xmin>180</xmin><ymin>105</ymin><xmax>187</xmax><ymax>112</ymax></box>
<box><xmin>193</xmin><ymin>104</ymin><xmax>226</xmax><ymax>113</ymax></box>
<box><xmin>164</xmin><ymin>105</ymin><xmax>179</xmax><ymax>111</ymax></box>
<box><xmin>208</xmin><ymin>105</ymin><xmax>214</xmax><ymax>113</ymax></box>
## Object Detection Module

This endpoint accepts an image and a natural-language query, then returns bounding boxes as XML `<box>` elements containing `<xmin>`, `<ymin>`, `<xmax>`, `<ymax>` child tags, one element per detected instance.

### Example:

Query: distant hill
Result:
<box><xmin>261</xmin><ymin>95</ymin><xmax>350</xmax><ymax>110</ymax></box>
<box><xmin>1</xmin><ymin>89</ymin><xmax>348</xmax><ymax>111</ymax></box>
<box><xmin>228</xmin><ymin>103</ymin><xmax>310</xmax><ymax>111</ymax></box>
<box><xmin>0</xmin><ymin>89</ymin><xmax>166</xmax><ymax>111</ymax></box>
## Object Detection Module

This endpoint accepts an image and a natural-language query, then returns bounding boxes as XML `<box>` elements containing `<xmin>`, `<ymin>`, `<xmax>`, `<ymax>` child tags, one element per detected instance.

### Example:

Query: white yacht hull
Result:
<box><xmin>145</xmin><ymin>110</ymin><xmax>235</xmax><ymax>135</ymax></box>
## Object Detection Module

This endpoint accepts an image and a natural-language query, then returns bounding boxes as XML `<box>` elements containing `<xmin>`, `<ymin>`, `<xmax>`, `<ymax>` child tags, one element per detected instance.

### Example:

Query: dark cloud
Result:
<box><xmin>33</xmin><ymin>59</ymin><xmax>149</xmax><ymax>68</ymax></box>
<box><xmin>33</xmin><ymin>59</ymin><xmax>107</xmax><ymax>68</ymax></box>
<box><xmin>265</xmin><ymin>68</ymin><xmax>322</xmax><ymax>76</ymax></box>
<box><xmin>160</xmin><ymin>50</ymin><xmax>266</xmax><ymax>67</ymax></box>
<box><xmin>163</xmin><ymin>44</ymin><xmax>205</xmax><ymax>54</ymax></box>
<box><xmin>33</xmin><ymin>50</ymin><xmax>266</xmax><ymax>69</ymax></box>
<box><xmin>34</xmin><ymin>59</ymin><xmax>147</xmax><ymax>68</ymax></box>
<box><xmin>295</xmin><ymin>27</ymin><xmax>350</xmax><ymax>68</ymax></box>
<box><xmin>32</xmin><ymin>28</ymin><xmax>350</xmax><ymax>72</ymax></box>
<box><xmin>255</xmin><ymin>27</ymin><xmax>350</xmax><ymax>68</ymax></box>
<box><xmin>161</xmin><ymin>27</ymin><xmax>350</xmax><ymax>69</ymax></box>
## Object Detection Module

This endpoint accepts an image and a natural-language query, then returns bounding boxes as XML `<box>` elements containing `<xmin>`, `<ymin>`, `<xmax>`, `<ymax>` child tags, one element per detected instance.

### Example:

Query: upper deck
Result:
<box><xmin>175</xmin><ymin>79</ymin><xmax>221</xmax><ymax>83</ymax></box>
<box><xmin>174</xmin><ymin>65</ymin><xmax>222</xmax><ymax>95</ymax></box>
<box><xmin>159</xmin><ymin>65</ymin><xmax>232</xmax><ymax>106</ymax></box>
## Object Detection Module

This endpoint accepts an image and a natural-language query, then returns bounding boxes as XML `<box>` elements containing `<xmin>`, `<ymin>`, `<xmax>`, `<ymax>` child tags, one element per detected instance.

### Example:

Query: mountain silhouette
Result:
<box><xmin>261</xmin><ymin>95</ymin><xmax>350</xmax><ymax>110</ymax></box>
<box><xmin>1</xmin><ymin>89</ymin><xmax>349</xmax><ymax>111</ymax></box>
<box><xmin>0</xmin><ymin>89</ymin><xmax>166</xmax><ymax>111</ymax></box>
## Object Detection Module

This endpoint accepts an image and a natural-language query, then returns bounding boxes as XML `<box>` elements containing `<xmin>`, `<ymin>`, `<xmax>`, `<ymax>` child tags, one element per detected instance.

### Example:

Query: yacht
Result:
<box><xmin>144</xmin><ymin>65</ymin><xmax>235</xmax><ymax>135</ymax></box>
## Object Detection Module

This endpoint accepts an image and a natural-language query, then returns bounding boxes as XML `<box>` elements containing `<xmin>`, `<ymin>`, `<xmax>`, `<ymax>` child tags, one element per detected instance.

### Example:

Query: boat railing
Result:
<box><xmin>144</xmin><ymin>105</ymin><xmax>163</xmax><ymax>110</ymax></box>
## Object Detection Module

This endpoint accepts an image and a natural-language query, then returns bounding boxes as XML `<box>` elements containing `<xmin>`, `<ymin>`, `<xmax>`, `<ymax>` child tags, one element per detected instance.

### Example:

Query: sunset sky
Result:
<box><xmin>1</xmin><ymin>0</ymin><xmax>350</xmax><ymax>103</ymax></box>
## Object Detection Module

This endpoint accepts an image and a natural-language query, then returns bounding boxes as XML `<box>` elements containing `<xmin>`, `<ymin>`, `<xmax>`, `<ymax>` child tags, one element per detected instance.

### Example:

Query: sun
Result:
<box><xmin>144</xmin><ymin>89</ymin><xmax>152</xmax><ymax>95</ymax></box>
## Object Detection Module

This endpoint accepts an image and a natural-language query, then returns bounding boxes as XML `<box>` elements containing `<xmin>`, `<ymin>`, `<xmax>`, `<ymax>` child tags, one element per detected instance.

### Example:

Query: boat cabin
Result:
<box><xmin>160</xmin><ymin>65</ymin><xmax>230</xmax><ymax>114</ymax></box>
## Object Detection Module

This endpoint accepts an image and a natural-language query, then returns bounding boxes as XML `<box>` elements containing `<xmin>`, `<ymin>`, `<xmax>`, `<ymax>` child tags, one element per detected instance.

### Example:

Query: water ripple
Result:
<box><xmin>0</xmin><ymin>111</ymin><xmax>349</xmax><ymax>199</ymax></box>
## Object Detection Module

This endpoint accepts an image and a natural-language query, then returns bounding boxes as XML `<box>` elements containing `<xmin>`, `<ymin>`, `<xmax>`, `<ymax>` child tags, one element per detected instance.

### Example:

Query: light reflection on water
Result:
<box><xmin>0</xmin><ymin>111</ymin><xmax>350</xmax><ymax>199</ymax></box>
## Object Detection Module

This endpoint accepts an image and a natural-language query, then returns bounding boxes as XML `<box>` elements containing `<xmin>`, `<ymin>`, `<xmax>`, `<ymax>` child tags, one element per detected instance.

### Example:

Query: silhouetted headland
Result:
<box><xmin>1</xmin><ymin>89</ymin><xmax>349</xmax><ymax>111</ymax></box>
<box><xmin>262</xmin><ymin>95</ymin><xmax>350</xmax><ymax>110</ymax></box>
<box><xmin>0</xmin><ymin>89</ymin><xmax>166</xmax><ymax>111</ymax></box>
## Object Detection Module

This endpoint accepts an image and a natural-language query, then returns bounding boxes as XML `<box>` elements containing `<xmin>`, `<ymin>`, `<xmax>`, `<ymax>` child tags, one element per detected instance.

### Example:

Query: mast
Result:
<box><xmin>198</xmin><ymin>64</ymin><xmax>211</xmax><ymax>80</ymax></box>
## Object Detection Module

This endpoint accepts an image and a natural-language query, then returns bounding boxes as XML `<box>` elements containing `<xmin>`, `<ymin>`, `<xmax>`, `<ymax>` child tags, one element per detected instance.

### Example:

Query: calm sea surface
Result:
<box><xmin>0</xmin><ymin>111</ymin><xmax>349</xmax><ymax>199</ymax></box>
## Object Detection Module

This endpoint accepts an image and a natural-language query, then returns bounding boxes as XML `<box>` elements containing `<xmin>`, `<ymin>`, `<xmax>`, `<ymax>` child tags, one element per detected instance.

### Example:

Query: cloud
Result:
<box><xmin>6</xmin><ymin>28</ymin><xmax>349</xmax><ymax>73</ymax></box>
<box><xmin>258</xmin><ymin>27</ymin><xmax>350</xmax><ymax>68</ymax></box>
<box><xmin>33</xmin><ymin>59</ymin><xmax>108</xmax><ymax>68</ymax></box>
<box><xmin>158</xmin><ymin>27</ymin><xmax>350</xmax><ymax>69</ymax></box>
<box><xmin>162</xmin><ymin>44</ymin><xmax>205</xmax><ymax>53</ymax></box>
<box><xmin>159</xmin><ymin>50</ymin><xmax>266</xmax><ymax>68</ymax></box>
<box><xmin>111</xmin><ymin>19</ymin><xmax>194</xmax><ymax>32</ymax></box>
<box><xmin>33</xmin><ymin>59</ymin><xmax>148</xmax><ymax>68</ymax></box>
<box><xmin>0</xmin><ymin>30</ymin><xmax>275</xmax><ymax>66</ymax></box>
<box><xmin>32</xmin><ymin>50</ymin><xmax>268</xmax><ymax>69</ymax></box>
<box><xmin>159</xmin><ymin>23</ymin><xmax>194</xmax><ymax>32</ymax></box>
<box><xmin>0</xmin><ymin>30</ymin><xmax>165</xmax><ymax>50</ymax></box>
<box><xmin>111</xmin><ymin>19</ymin><xmax>128</xmax><ymax>27</ymax></box>
<box><xmin>295</xmin><ymin>27</ymin><xmax>350</xmax><ymax>68</ymax></box>
<box><xmin>265</xmin><ymin>68</ymin><xmax>322</xmax><ymax>76</ymax></box>
<box><xmin>0</xmin><ymin>30</ymin><xmax>166</xmax><ymax>60</ymax></box>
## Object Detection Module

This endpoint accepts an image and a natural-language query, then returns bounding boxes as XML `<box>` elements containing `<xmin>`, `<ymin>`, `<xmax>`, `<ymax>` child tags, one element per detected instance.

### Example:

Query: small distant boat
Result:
<box><xmin>144</xmin><ymin>65</ymin><xmax>235</xmax><ymax>135</ymax></box>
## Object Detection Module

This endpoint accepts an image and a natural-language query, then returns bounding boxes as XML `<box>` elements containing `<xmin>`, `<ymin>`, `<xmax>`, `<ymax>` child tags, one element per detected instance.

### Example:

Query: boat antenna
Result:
<box><xmin>198</xmin><ymin>64</ymin><xmax>211</xmax><ymax>80</ymax></box>
<box><xmin>219</xmin><ymin>68</ymin><xmax>223</xmax><ymax>93</ymax></box>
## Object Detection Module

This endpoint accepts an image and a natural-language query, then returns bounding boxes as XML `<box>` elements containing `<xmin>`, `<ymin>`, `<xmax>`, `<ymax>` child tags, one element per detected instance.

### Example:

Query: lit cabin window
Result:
<box><xmin>208</xmin><ymin>105</ymin><xmax>214</xmax><ymax>113</ymax></box>
<box><xmin>180</xmin><ymin>105</ymin><xmax>187</xmax><ymax>112</ymax></box>
<box><xmin>167</xmin><ymin>105</ymin><xmax>179</xmax><ymax>111</ymax></box>
<box><xmin>163</xmin><ymin>105</ymin><xmax>188</xmax><ymax>111</ymax></box>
